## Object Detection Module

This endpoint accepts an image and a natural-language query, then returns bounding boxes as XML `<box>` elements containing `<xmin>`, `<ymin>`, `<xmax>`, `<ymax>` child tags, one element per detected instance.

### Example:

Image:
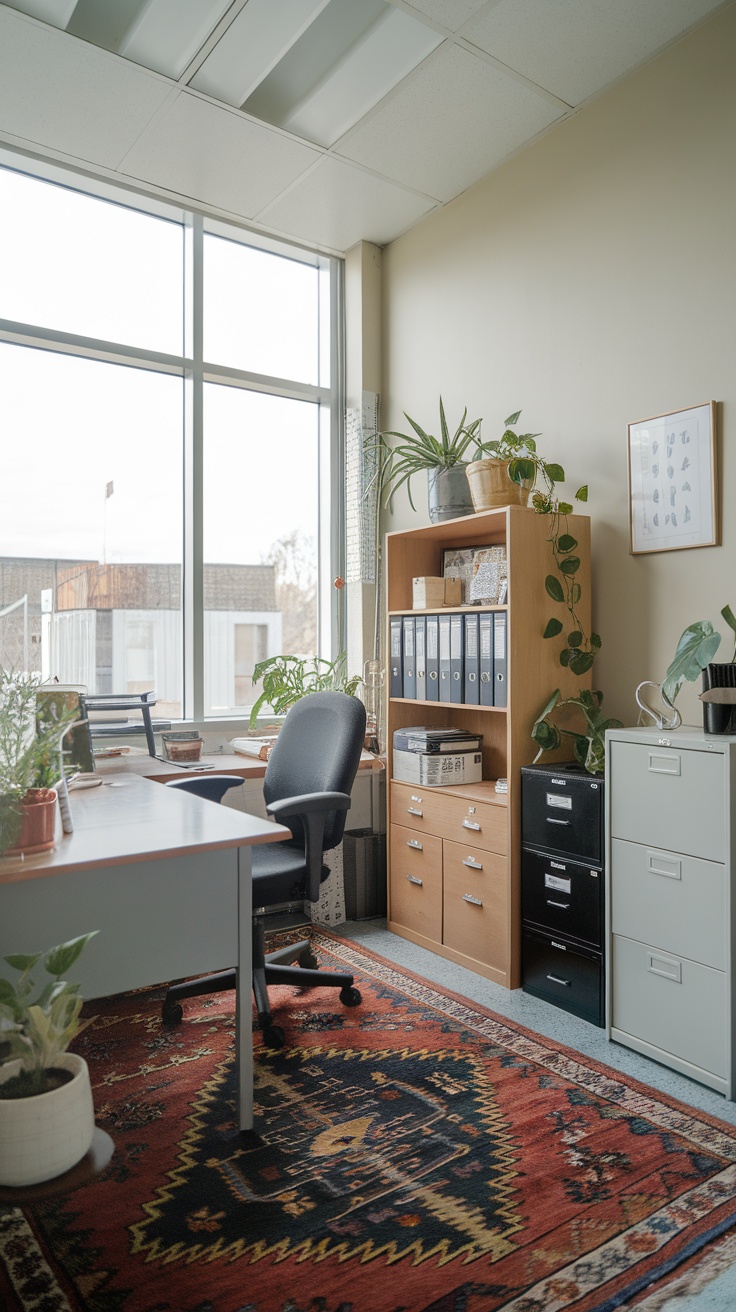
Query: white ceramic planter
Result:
<box><xmin>0</xmin><ymin>1052</ymin><xmax>95</xmax><ymax>1186</ymax></box>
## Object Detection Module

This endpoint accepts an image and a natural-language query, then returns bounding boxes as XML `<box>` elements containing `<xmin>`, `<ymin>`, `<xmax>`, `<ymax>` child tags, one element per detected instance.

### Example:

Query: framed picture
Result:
<box><xmin>628</xmin><ymin>402</ymin><xmax>718</xmax><ymax>555</ymax></box>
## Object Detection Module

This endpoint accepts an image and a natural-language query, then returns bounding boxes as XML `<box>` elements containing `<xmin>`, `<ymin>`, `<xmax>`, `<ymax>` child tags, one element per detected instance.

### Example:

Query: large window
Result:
<box><xmin>0</xmin><ymin>159</ymin><xmax>341</xmax><ymax>724</ymax></box>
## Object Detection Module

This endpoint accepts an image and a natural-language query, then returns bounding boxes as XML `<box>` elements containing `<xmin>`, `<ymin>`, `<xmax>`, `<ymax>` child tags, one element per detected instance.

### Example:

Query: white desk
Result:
<box><xmin>0</xmin><ymin>774</ymin><xmax>288</xmax><ymax>1130</ymax></box>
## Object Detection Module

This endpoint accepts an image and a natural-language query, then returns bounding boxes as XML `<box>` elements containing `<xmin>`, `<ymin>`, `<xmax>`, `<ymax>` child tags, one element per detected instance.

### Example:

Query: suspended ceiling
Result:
<box><xmin>0</xmin><ymin>0</ymin><xmax>729</xmax><ymax>256</ymax></box>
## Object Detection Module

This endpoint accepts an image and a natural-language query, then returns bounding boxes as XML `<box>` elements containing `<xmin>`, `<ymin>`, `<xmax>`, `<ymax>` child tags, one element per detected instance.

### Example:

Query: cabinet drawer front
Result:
<box><xmin>611</xmin><ymin>838</ymin><xmax>726</xmax><ymax>970</ymax></box>
<box><xmin>390</xmin><ymin>781</ymin><xmax>507</xmax><ymax>853</ymax></box>
<box><xmin>522</xmin><ymin>928</ymin><xmax>603</xmax><ymax>1026</ymax></box>
<box><xmin>612</xmin><ymin>934</ymin><xmax>726</xmax><ymax>1078</ymax></box>
<box><xmin>521</xmin><ymin>767</ymin><xmax>603</xmax><ymax>863</ymax></box>
<box><xmin>443</xmin><ymin>839</ymin><xmax>507</xmax><ymax>970</ymax></box>
<box><xmin>389</xmin><ymin>824</ymin><xmax>442</xmax><ymax>941</ymax></box>
<box><xmin>609</xmin><ymin>741</ymin><xmax>724</xmax><ymax>861</ymax></box>
<box><xmin>521</xmin><ymin>849</ymin><xmax>603</xmax><ymax>948</ymax></box>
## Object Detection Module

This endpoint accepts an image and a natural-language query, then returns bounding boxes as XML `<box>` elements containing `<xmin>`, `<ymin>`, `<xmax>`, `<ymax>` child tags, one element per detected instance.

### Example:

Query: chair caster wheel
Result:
<box><xmin>162</xmin><ymin>1000</ymin><xmax>183</xmax><ymax>1026</ymax></box>
<box><xmin>263</xmin><ymin>1025</ymin><xmax>285</xmax><ymax>1049</ymax></box>
<box><xmin>298</xmin><ymin>949</ymin><xmax>319</xmax><ymax>970</ymax></box>
<box><xmin>340</xmin><ymin>986</ymin><xmax>362</xmax><ymax>1007</ymax></box>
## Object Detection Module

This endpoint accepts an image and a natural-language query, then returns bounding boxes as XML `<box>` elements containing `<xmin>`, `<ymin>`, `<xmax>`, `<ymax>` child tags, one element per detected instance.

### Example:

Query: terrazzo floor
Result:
<box><xmin>338</xmin><ymin>918</ymin><xmax>736</xmax><ymax>1310</ymax></box>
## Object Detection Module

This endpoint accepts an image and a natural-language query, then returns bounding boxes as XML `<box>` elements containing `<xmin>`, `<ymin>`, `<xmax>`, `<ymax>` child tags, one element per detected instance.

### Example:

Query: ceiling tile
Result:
<box><xmin>335</xmin><ymin>43</ymin><xmax>563</xmax><ymax>203</ymax></box>
<box><xmin>120</xmin><ymin>91</ymin><xmax>321</xmax><ymax>218</ymax></box>
<box><xmin>257</xmin><ymin>155</ymin><xmax>436</xmax><ymax>251</ymax></box>
<box><xmin>461</xmin><ymin>0</ymin><xmax>727</xmax><ymax>106</ymax></box>
<box><xmin>0</xmin><ymin>7</ymin><xmax>171</xmax><ymax>167</ymax></box>
<box><xmin>395</xmin><ymin>0</ymin><xmax>490</xmax><ymax>33</ymax></box>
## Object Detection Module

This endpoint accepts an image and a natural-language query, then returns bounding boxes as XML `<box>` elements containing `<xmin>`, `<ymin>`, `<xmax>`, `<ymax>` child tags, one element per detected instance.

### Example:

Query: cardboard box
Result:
<box><xmin>412</xmin><ymin>576</ymin><xmax>463</xmax><ymax>609</ymax></box>
<box><xmin>392</xmin><ymin>749</ymin><xmax>483</xmax><ymax>787</ymax></box>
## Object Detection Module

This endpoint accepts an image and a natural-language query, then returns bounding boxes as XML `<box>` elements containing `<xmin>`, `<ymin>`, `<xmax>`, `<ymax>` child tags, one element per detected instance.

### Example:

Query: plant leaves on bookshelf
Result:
<box><xmin>545</xmin><ymin>575</ymin><xmax>565</xmax><ymax>603</ymax></box>
<box><xmin>543</xmin><ymin>618</ymin><xmax>563</xmax><ymax>639</ymax></box>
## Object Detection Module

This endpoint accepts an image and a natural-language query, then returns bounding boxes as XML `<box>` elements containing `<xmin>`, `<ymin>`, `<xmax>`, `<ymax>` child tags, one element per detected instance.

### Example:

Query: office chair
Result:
<box><xmin>161</xmin><ymin>690</ymin><xmax>367</xmax><ymax>1049</ymax></box>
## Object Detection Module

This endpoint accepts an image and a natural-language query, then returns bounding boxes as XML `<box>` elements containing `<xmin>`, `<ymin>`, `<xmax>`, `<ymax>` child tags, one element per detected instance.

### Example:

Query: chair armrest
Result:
<box><xmin>266</xmin><ymin>792</ymin><xmax>352</xmax><ymax>902</ymax></box>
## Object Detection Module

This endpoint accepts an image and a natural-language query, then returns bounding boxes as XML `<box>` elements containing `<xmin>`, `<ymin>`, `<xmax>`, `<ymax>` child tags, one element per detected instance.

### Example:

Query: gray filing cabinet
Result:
<box><xmin>606</xmin><ymin>727</ymin><xmax>734</xmax><ymax>1098</ymax></box>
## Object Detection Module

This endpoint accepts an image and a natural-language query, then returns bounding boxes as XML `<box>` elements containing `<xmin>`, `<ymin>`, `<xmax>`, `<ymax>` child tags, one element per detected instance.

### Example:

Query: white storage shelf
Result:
<box><xmin>605</xmin><ymin>727</ymin><xmax>735</xmax><ymax>1099</ymax></box>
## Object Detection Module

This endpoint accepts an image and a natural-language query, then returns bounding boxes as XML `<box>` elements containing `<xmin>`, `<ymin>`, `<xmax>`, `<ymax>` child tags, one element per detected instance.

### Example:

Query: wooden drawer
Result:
<box><xmin>443</xmin><ymin>839</ymin><xmax>507</xmax><ymax>970</ymax></box>
<box><xmin>522</xmin><ymin>848</ymin><xmax>603</xmax><ymax>948</ymax></box>
<box><xmin>390</xmin><ymin>781</ymin><xmax>507</xmax><ymax>854</ymax></box>
<box><xmin>608</xmin><ymin>740</ymin><xmax>725</xmax><ymax>862</ymax></box>
<box><xmin>611</xmin><ymin>838</ymin><xmax>726</xmax><ymax>970</ymax></box>
<box><xmin>389</xmin><ymin>823</ymin><xmax>442</xmax><ymax>941</ymax></box>
<box><xmin>612</xmin><ymin>933</ymin><xmax>726</xmax><ymax>1078</ymax></box>
<box><xmin>522</xmin><ymin>927</ymin><xmax>603</xmax><ymax>1026</ymax></box>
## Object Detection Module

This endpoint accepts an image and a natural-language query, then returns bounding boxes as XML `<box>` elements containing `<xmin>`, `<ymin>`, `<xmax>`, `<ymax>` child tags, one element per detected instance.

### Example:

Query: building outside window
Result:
<box><xmin>0</xmin><ymin>158</ymin><xmax>342</xmax><ymax>725</ymax></box>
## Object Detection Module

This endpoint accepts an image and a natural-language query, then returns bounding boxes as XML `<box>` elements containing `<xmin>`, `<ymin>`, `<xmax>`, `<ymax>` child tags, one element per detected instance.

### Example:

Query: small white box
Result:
<box><xmin>412</xmin><ymin>576</ymin><xmax>463</xmax><ymax>609</ymax></box>
<box><xmin>392</xmin><ymin>749</ymin><xmax>483</xmax><ymax>787</ymax></box>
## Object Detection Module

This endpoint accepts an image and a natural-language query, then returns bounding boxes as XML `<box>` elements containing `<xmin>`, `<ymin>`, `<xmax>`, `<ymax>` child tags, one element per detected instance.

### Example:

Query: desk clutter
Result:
<box><xmin>390</xmin><ymin>611</ymin><xmax>506</xmax><ymax>706</ymax></box>
<box><xmin>392</xmin><ymin>726</ymin><xmax>483</xmax><ymax>787</ymax></box>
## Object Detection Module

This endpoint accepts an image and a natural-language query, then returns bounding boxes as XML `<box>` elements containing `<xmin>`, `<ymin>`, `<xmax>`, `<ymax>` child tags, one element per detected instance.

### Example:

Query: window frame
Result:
<box><xmin>0</xmin><ymin>149</ymin><xmax>345</xmax><ymax>732</ymax></box>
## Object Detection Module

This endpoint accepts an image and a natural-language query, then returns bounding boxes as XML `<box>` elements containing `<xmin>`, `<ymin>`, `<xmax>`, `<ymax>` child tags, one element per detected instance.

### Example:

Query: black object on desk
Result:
<box><xmin>520</xmin><ymin>763</ymin><xmax>605</xmax><ymax>1027</ymax></box>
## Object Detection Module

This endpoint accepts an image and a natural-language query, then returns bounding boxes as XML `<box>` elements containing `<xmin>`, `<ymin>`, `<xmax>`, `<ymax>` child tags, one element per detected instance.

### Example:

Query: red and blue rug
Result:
<box><xmin>2</xmin><ymin>930</ymin><xmax>736</xmax><ymax>1312</ymax></box>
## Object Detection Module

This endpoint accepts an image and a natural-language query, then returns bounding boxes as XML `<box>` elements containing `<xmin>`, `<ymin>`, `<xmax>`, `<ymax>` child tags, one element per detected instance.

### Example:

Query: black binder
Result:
<box><xmin>494</xmin><ymin>611</ymin><xmax>507</xmax><ymax>707</ymax></box>
<box><xmin>425</xmin><ymin>614</ymin><xmax>439</xmax><ymax>702</ymax></box>
<box><xmin>402</xmin><ymin>615</ymin><xmax>416</xmax><ymax>699</ymax></box>
<box><xmin>464</xmin><ymin>613</ymin><xmax>480</xmax><ymax>705</ymax></box>
<box><xmin>450</xmin><ymin>613</ymin><xmax>464</xmax><ymax>704</ymax></box>
<box><xmin>414</xmin><ymin>615</ymin><xmax>427</xmax><ymax>701</ymax></box>
<box><xmin>479</xmin><ymin>613</ymin><xmax>494</xmax><ymax>707</ymax></box>
<box><xmin>389</xmin><ymin>616</ymin><xmax>404</xmax><ymax>699</ymax></box>
<box><xmin>438</xmin><ymin>613</ymin><xmax>452</xmax><ymax>703</ymax></box>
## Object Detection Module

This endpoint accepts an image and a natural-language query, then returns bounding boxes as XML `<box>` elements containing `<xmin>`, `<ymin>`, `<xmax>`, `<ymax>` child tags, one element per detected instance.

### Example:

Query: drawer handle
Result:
<box><xmin>546</xmin><ymin>817</ymin><xmax>570</xmax><ymax>826</ymax></box>
<box><xmin>407</xmin><ymin>807</ymin><xmax>423</xmax><ymax>817</ymax></box>
<box><xmin>462</xmin><ymin>819</ymin><xmax>481</xmax><ymax>831</ymax></box>
<box><xmin>407</xmin><ymin>839</ymin><xmax>423</xmax><ymax>850</ymax></box>
<box><xmin>546</xmin><ymin>973</ymin><xmax>571</xmax><ymax>987</ymax></box>
<box><xmin>647</xmin><ymin>951</ymin><xmax>682</xmax><ymax>983</ymax></box>
<box><xmin>462</xmin><ymin>894</ymin><xmax>483</xmax><ymax>906</ymax></box>
<box><xmin>647</xmin><ymin>851</ymin><xmax>682</xmax><ymax>880</ymax></box>
<box><xmin>462</xmin><ymin>856</ymin><xmax>483</xmax><ymax>869</ymax></box>
<box><xmin>406</xmin><ymin>874</ymin><xmax>423</xmax><ymax>887</ymax></box>
<box><xmin>410</xmin><ymin>794</ymin><xmax>423</xmax><ymax>803</ymax></box>
<box><xmin>546</xmin><ymin>899</ymin><xmax>569</xmax><ymax>910</ymax></box>
<box><xmin>647</xmin><ymin>751</ymin><xmax>681</xmax><ymax>776</ymax></box>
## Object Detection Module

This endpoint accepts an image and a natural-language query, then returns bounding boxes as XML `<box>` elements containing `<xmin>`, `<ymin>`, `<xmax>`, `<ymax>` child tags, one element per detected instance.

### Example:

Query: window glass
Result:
<box><xmin>0</xmin><ymin>344</ymin><xmax>184</xmax><ymax>717</ymax></box>
<box><xmin>203</xmin><ymin>384</ymin><xmax>319</xmax><ymax>718</ymax></box>
<box><xmin>204</xmin><ymin>236</ymin><xmax>320</xmax><ymax>385</ymax></box>
<box><xmin>0</xmin><ymin>168</ymin><xmax>183</xmax><ymax>355</ymax></box>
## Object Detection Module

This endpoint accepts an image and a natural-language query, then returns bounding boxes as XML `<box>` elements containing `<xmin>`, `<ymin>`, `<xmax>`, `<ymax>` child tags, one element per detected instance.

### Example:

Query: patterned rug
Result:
<box><xmin>2</xmin><ymin>930</ymin><xmax>736</xmax><ymax>1312</ymax></box>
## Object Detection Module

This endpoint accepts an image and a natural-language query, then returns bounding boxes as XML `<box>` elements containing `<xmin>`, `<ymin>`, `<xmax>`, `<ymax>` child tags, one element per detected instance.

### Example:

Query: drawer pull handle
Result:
<box><xmin>546</xmin><ymin>899</ymin><xmax>569</xmax><ymax>909</ymax></box>
<box><xmin>647</xmin><ymin>851</ymin><xmax>682</xmax><ymax>880</ymax></box>
<box><xmin>407</xmin><ymin>807</ymin><xmax>423</xmax><ymax>817</ymax></box>
<box><xmin>546</xmin><ymin>973</ymin><xmax>571</xmax><ymax>987</ymax></box>
<box><xmin>546</xmin><ymin>817</ymin><xmax>570</xmax><ymax>826</ymax></box>
<box><xmin>462</xmin><ymin>894</ymin><xmax>483</xmax><ymax>906</ymax></box>
<box><xmin>647</xmin><ymin>751</ymin><xmax>681</xmax><ymax>776</ymax></box>
<box><xmin>410</xmin><ymin>794</ymin><xmax>423</xmax><ymax>803</ymax></box>
<box><xmin>406</xmin><ymin>875</ymin><xmax>423</xmax><ymax>887</ymax></box>
<box><xmin>462</xmin><ymin>819</ymin><xmax>481</xmax><ymax>831</ymax></box>
<box><xmin>647</xmin><ymin>952</ymin><xmax>682</xmax><ymax>983</ymax></box>
<box><xmin>407</xmin><ymin>839</ymin><xmax>423</xmax><ymax>850</ymax></box>
<box><xmin>462</xmin><ymin>857</ymin><xmax>483</xmax><ymax>869</ymax></box>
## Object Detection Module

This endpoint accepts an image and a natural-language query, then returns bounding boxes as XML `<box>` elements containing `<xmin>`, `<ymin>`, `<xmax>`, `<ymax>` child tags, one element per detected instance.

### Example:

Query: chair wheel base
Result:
<box><xmin>263</xmin><ymin>1024</ymin><xmax>285</xmax><ymax>1049</ymax></box>
<box><xmin>340</xmin><ymin>986</ymin><xmax>362</xmax><ymax>1007</ymax></box>
<box><xmin>298</xmin><ymin>948</ymin><xmax>319</xmax><ymax>970</ymax></box>
<box><xmin>162</xmin><ymin>1000</ymin><xmax>183</xmax><ymax>1026</ymax></box>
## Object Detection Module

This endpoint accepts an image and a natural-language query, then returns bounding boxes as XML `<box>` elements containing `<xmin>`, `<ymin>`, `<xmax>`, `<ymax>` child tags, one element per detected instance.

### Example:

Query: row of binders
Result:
<box><xmin>390</xmin><ymin>612</ymin><xmax>507</xmax><ymax>707</ymax></box>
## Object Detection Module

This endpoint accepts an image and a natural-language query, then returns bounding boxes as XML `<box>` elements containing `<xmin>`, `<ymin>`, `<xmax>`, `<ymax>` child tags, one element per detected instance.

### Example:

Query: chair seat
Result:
<box><xmin>251</xmin><ymin>839</ymin><xmax>327</xmax><ymax>908</ymax></box>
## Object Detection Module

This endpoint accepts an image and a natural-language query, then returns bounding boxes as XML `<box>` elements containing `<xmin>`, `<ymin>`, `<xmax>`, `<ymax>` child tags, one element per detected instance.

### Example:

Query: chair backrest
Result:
<box><xmin>263</xmin><ymin>691</ymin><xmax>366</xmax><ymax>852</ymax></box>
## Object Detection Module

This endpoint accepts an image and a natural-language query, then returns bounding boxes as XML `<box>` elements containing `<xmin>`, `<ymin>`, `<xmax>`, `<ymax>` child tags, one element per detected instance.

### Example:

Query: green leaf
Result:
<box><xmin>545</xmin><ymin>463</ymin><xmax>565</xmax><ymax>483</ymax></box>
<box><xmin>559</xmin><ymin>556</ymin><xmax>580</xmax><ymax>576</ymax></box>
<box><xmin>557</xmin><ymin>534</ymin><xmax>578</xmax><ymax>553</ymax></box>
<box><xmin>558</xmin><ymin>501</ymin><xmax>573</xmax><ymax>515</ymax></box>
<box><xmin>662</xmin><ymin>620</ymin><xmax>722</xmax><ymax>704</ymax></box>
<box><xmin>545</xmin><ymin>575</ymin><xmax>565</xmax><ymax>603</ymax></box>
<box><xmin>509</xmin><ymin>457</ymin><xmax>535</xmax><ymax>484</ymax></box>
<box><xmin>4</xmin><ymin>952</ymin><xmax>43</xmax><ymax>973</ymax></box>
<box><xmin>569</xmin><ymin>650</ymin><xmax>595</xmax><ymax>676</ymax></box>
<box><xmin>504</xmin><ymin>411</ymin><xmax>522</xmax><ymax>427</ymax></box>
<box><xmin>572</xmin><ymin>735</ymin><xmax>589</xmax><ymax>766</ymax></box>
<box><xmin>590</xmin><ymin>632</ymin><xmax>602</xmax><ymax>650</ymax></box>
<box><xmin>559</xmin><ymin>648</ymin><xmax>571</xmax><ymax>667</ymax></box>
<box><xmin>570</xmin><ymin>582</ymin><xmax>582</xmax><ymax>605</ymax></box>
<box><xmin>575</xmin><ymin>485</ymin><xmax>588</xmax><ymax>502</ymax></box>
<box><xmin>44</xmin><ymin>933</ymin><xmax>98</xmax><ymax>980</ymax></box>
<box><xmin>533</xmin><ymin>689</ymin><xmax>561</xmax><ymax>725</ymax></box>
<box><xmin>531</xmin><ymin>720</ymin><xmax>560</xmax><ymax>752</ymax></box>
<box><xmin>567</xmin><ymin>631</ymin><xmax>583</xmax><ymax>648</ymax></box>
<box><xmin>543</xmin><ymin>618</ymin><xmax>563</xmax><ymax>639</ymax></box>
<box><xmin>721</xmin><ymin>604</ymin><xmax>736</xmax><ymax>635</ymax></box>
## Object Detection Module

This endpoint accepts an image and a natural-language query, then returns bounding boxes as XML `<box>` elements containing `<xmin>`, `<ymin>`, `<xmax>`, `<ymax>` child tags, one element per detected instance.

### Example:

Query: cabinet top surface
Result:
<box><xmin>606</xmin><ymin>726</ymin><xmax>736</xmax><ymax>752</ymax></box>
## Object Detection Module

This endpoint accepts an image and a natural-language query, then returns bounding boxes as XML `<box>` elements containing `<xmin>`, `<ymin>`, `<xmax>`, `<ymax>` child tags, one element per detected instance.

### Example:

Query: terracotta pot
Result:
<box><xmin>6</xmin><ymin>788</ymin><xmax>57</xmax><ymax>856</ymax></box>
<box><xmin>0</xmin><ymin>1052</ymin><xmax>94</xmax><ymax>1186</ymax></box>
<box><xmin>466</xmin><ymin>458</ymin><xmax>532</xmax><ymax>511</ymax></box>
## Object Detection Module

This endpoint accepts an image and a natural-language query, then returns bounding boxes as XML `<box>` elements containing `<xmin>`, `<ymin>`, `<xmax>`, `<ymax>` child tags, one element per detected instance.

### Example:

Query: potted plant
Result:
<box><xmin>531</xmin><ymin>688</ymin><xmax>623</xmax><ymax>776</ymax></box>
<box><xmin>465</xmin><ymin>410</ymin><xmax>559</xmax><ymax>511</ymax></box>
<box><xmin>0</xmin><ymin>670</ymin><xmax>78</xmax><ymax>856</ymax></box>
<box><xmin>635</xmin><ymin>607</ymin><xmax>736</xmax><ymax>730</ymax></box>
<box><xmin>248</xmin><ymin>652</ymin><xmax>363</xmax><ymax>729</ymax></box>
<box><xmin>0</xmin><ymin>932</ymin><xmax>97</xmax><ymax>1186</ymax></box>
<box><xmin>375</xmin><ymin>397</ymin><xmax>481</xmax><ymax>523</ymax></box>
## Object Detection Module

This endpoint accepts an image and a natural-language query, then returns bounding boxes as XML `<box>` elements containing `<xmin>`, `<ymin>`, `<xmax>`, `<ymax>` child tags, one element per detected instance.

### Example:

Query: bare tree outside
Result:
<box><xmin>263</xmin><ymin>531</ymin><xmax>317</xmax><ymax>657</ymax></box>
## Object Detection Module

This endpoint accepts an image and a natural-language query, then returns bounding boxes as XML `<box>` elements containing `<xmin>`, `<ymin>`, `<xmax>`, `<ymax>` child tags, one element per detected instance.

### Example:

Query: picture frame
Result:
<box><xmin>628</xmin><ymin>402</ymin><xmax>718</xmax><ymax>555</ymax></box>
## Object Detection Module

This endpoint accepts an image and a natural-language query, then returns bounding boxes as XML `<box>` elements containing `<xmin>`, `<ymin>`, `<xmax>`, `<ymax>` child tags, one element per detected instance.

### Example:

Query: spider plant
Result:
<box><xmin>375</xmin><ymin>397</ymin><xmax>482</xmax><ymax>512</ymax></box>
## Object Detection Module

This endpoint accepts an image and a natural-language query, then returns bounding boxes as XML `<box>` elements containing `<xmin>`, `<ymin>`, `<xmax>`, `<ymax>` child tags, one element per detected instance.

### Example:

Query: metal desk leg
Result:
<box><xmin>236</xmin><ymin>846</ymin><xmax>254</xmax><ymax>1131</ymax></box>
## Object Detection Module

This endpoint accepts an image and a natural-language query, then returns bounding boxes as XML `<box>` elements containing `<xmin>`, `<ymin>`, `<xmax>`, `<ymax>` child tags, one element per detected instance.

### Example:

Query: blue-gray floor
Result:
<box><xmin>338</xmin><ymin>919</ymin><xmax>736</xmax><ymax>1310</ymax></box>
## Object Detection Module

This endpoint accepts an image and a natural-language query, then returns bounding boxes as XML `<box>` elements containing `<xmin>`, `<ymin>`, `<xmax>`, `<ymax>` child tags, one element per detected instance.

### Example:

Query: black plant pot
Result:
<box><xmin>702</xmin><ymin>663</ymin><xmax>736</xmax><ymax>735</ymax></box>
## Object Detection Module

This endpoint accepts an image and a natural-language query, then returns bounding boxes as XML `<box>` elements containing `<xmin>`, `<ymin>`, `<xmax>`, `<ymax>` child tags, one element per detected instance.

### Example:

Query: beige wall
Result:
<box><xmin>381</xmin><ymin>2</ymin><xmax>736</xmax><ymax>729</ymax></box>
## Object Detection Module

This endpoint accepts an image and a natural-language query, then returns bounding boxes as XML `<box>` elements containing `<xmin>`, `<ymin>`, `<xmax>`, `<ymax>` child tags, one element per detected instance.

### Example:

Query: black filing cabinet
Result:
<box><xmin>521</xmin><ymin>764</ymin><xmax>605</xmax><ymax>1026</ymax></box>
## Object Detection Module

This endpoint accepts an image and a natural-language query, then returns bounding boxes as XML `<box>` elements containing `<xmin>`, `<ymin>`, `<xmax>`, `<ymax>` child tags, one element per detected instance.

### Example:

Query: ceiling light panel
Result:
<box><xmin>190</xmin><ymin>0</ymin><xmax>332</xmax><ymax>106</ymax></box>
<box><xmin>4</xmin><ymin>0</ymin><xmax>78</xmax><ymax>28</ymax></box>
<box><xmin>118</xmin><ymin>0</ymin><xmax>234</xmax><ymax>80</ymax></box>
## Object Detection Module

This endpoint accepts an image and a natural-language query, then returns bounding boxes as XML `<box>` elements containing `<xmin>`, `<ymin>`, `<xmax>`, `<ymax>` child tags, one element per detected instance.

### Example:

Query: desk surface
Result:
<box><xmin>95</xmin><ymin>749</ymin><xmax>383</xmax><ymax>784</ymax></box>
<box><xmin>0</xmin><ymin>773</ymin><xmax>288</xmax><ymax>885</ymax></box>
